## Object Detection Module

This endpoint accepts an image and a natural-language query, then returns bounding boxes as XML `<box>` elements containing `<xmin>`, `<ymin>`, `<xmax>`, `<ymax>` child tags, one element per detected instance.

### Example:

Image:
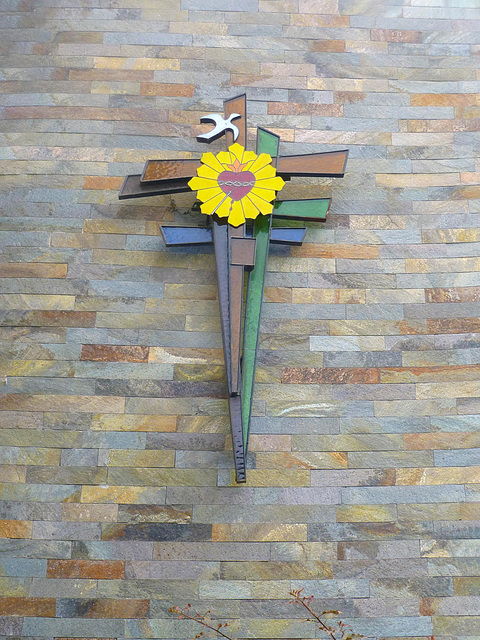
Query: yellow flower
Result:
<box><xmin>188</xmin><ymin>142</ymin><xmax>285</xmax><ymax>227</ymax></box>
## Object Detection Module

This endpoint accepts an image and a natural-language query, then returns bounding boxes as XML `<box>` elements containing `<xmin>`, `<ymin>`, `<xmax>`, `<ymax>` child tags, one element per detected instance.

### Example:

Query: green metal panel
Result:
<box><xmin>241</xmin><ymin>129</ymin><xmax>280</xmax><ymax>452</ymax></box>
<box><xmin>274</xmin><ymin>198</ymin><xmax>331</xmax><ymax>221</ymax></box>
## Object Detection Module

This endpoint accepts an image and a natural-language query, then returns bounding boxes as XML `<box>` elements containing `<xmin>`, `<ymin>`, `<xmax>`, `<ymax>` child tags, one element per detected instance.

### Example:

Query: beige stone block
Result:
<box><xmin>365</xmin><ymin>289</ymin><xmax>424</xmax><ymax>304</ymax></box>
<box><xmin>376</xmin><ymin>173</ymin><xmax>459</xmax><ymax>188</ymax></box>
<box><xmin>392</xmin><ymin>133</ymin><xmax>454</xmax><ymax>145</ymax></box>
<box><xmin>255</xmin><ymin>451</ymin><xmax>347</xmax><ymax>470</ymax></box>
<box><xmin>84</xmin><ymin>219</ymin><xmax>162</xmax><ymax>235</ymax></box>
<box><xmin>164</xmin><ymin>284</ymin><xmax>217</xmax><ymax>300</ymax></box>
<box><xmin>0</xmin><ymin>295</ymin><xmax>75</xmax><ymax>310</ymax></box>
<box><xmin>80</xmin><ymin>485</ymin><xmax>165</xmax><ymax>504</ymax></box>
<box><xmin>62</xmin><ymin>504</ymin><xmax>118</xmax><ymax>522</ymax></box>
<box><xmin>105</xmin><ymin>450</ymin><xmax>175</xmax><ymax>468</ymax></box>
<box><xmin>416</xmin><ymin>381</ymin><xmax>480</xmax><ymax>398</ymax></box>
<box><xmin>336</xmin><ymin>505</ymin><xmax>397</xmax><ymax>522</ymax></box>
<box><xmin>296</xmin><ymin>129</ymin><xmax>392</xmax><ymax>145</ymax></box>
<box><xmin>0</xmin><ymin>466</ymin><xmax>26</xmax><ymax>483</ymax></box>
<box><xmin>212</xmin><ymin>524</ymin><xmax>307</xmax><ymax>542</ymax></box>
<box><xmin>91</xmin><ymin>414</ymin><xmax>176</xmax><ymax>432</ymax></box>
<box><xmin>248</xmin><ymin>435</ymin><xmax>291</xmax><ymax>452</ymax></box>
<box><xmin>93</xmin><ymin>57</ymin><xmax>179</xmax><ymax>70</ymax></box>
<box><xmin>91</xmin><ymin>81</ymin><xmax>141</xmax><ymax>95</ymax></box>
<box><xmin>397</xmin><ymin>466</ymin><xmax>480</xmax><ymax>485</ymax></box>
<box><xmin>0</xmin><ymin>395</ymin><xmax>124</xmax><ymax>413</ymax></box>
<box><xmin>170</xmin><ymin>22</ymin><xmax>228</xmax><ymax>35</ymax></box>
<box><xmin>292</xmin><ymin>288</ymin><xmax>365</xmax><ymax>304</ymax></box>
<box><xmin>397</xmin><ymin>503</ymin><xmax>461</xmax><ymax>521</ymax></box>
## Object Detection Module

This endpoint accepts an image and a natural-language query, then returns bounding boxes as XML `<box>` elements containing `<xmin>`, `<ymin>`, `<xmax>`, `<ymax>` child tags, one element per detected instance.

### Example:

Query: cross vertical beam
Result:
<box><xmin>241</xmin><ymin>128</ymin><xmax>281</xmax><ymax>458</ymax></box>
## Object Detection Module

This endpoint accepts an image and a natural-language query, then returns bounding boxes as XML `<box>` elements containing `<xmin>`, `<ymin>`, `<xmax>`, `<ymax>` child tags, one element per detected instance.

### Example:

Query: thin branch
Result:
<box><xmin>169</xmin><ymin>607</ymin><xmax>233</xmax><ymax>640</ymax></box>
<box><xmin>289</xmin><ymin>591</ymin><xmax>340</xmax><ymax>640</ymax></box>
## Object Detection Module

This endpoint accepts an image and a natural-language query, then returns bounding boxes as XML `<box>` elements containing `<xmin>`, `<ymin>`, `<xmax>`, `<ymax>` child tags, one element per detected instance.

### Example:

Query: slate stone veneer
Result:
<box><xmin>1</xmin><ymin>0</ymin><xmax>480</xmax><ymax>639</ymax></box>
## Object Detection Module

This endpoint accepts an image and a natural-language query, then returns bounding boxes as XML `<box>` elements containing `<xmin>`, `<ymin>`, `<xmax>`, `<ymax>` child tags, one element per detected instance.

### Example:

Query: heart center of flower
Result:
<box><xmin>218</xmin><ymin>170</ymin><xmax>255</xmax><ymax>201</ymax></box>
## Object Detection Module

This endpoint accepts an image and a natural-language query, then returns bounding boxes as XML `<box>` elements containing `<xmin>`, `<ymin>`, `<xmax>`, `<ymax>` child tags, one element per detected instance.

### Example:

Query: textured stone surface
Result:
<box><xmin>1</xmin><ymin>0</ymin><xmax>480</xmax><ymax>638</ymax></box>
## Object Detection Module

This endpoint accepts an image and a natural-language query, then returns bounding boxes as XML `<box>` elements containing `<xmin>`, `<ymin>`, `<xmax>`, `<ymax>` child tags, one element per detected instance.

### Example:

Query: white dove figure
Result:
<box><xmin>197</xmin><ymin>112</ymin><xmax>241</xmax><ymax>143</ymax></box>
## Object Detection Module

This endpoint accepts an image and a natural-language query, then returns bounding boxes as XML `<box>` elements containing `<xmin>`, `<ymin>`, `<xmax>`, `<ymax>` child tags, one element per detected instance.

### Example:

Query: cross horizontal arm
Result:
<box><xmin>119</xmin><ymin>174</ymin><xmax>191</xmax><ymax>199</ymax></box>
<box><xmin>139</xmin><ymin>148</ymin><xmax>348</xmax><ymax>188</ymax></box>
<box><xmin>161</xmin><ymin>225</ymin><xmax>308</xmax><ymax>247</ymax></box>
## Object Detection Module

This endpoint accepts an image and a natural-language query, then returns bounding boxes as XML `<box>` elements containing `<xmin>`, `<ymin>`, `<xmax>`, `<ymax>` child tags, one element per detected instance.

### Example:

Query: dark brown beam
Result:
<box><xmin>118</xmin><ymin>174</ymin><xmax>191</xmax><ymax>199</ymax></box>
<box><xmin>277</xmin><ymin>149</ymin><xmax>348</xmax><ymax>178</ymax></box>
<box><xmin>141</xmin><ymin>159</ymin><xmax>201</xmax><ymax>183</ymax></box>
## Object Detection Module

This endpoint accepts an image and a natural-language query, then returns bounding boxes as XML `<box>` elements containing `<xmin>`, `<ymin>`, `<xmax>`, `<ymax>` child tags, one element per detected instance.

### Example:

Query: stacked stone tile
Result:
<box><xmin>1</xmin><ymin>0</ymin><xmax>480</xmax><ymax>638</ymax></box>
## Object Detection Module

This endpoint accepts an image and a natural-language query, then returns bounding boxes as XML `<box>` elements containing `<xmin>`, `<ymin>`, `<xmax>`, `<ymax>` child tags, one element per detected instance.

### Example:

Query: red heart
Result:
<box><xmin>217</xmin><ymin>170</ymin><xmax>255</xmax><ymax>201</ymax></box>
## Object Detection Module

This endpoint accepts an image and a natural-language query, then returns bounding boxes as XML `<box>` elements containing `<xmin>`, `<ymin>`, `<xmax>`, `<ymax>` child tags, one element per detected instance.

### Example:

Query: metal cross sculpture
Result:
<box><xmin>119</xmin><ymin>94</ymin><xmax>348</xmax><ymax>483</ymax></box>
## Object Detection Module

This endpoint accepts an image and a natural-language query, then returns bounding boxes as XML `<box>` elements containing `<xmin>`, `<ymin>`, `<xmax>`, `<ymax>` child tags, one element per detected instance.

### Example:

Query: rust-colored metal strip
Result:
<box><xmin>119</xmin><ymin>174</ymin><xmax>191</xmax><ymax>199</ymax></box>
<box><xmin>141</xmin><ymin>159</ymin><xmax>202</xmax><ymax>183</ymax></box>
<box><xmin>224</xmin><ymin>93</ymin><xmax>246</xmax><ymax>148</ymax></box>
<box><xmin>229</xmin><ymin>395</ymin><xmax>246</xmax><ymax>483</ymax></box>
<box><xmin>277</xmin><ymin>149</ymin><xmax>348</xmax><ymax>177</ymax></box>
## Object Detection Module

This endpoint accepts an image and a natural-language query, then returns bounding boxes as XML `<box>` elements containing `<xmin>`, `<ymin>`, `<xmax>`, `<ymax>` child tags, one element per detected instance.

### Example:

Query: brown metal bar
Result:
<box><xmin>119</xmin><ymin>174</ymin><xmax>191</xmax><ymax>199</ymax></box>
<box><xmin>224</xmin><ymin>93</ymin><xmax>246</xmax><ymax>148</ymax></box>
<box><xmin>277</xmin><ymin>149</ymin><xmax>349</xmax><ymax>178</ymax></box>
<box><xmin>229</xmin><ymin>395</ymin><xmax>246</xmax><ymax>483</ymax></box>
<box><xmin>141</xmin><ymin>159</ymin><xmax>202</xmax><ymax>183</ymax></box>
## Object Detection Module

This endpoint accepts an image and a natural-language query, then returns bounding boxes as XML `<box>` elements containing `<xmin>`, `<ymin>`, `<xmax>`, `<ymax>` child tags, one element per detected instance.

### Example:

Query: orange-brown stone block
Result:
<box><xmin>0</xmin><ymin>520</ymin><xmax>32</xmax><ymax>538</ymax></box>
<box><xmin>140</xmin><ymin>83</ymin><xmax>194</xmax><ymax>97</ymax></box>
<box><xmin>310</xmin><ymin>40</ymin><xmax>345</xmax><ymax>52</ymax></box>
<box><xmin>426</xmin><ymin>287</ymin><xmax>480</xmax><ymax>302</ymax></box>
<box><xmin>411</xmin><ymin>93</ymin><xmax>477</xmax><ymax>106</ymax></box>
<box><xmin>290</xmin><ymin>243</ymin><xmax>378</xmax><ymax>259</ymax></box>
<box><xmin>404</xmin><ymin>432</ymin><xmax>480</xmax><ymax>450</ymax></box>
<box><xmin>0</xmin><ymin>263</ymin><xmax>67</xmax><ymax>278</ymax></box>
<box><xmin>268</xmin><ymin>102</ymin><xmax>343</xmax><ymax>116</ymax></box>
<box><xmin>83</xmin><ymin>176</ymin><xmax>124</xmax><ymax>190</ymax></box>
<box><xmin>61</xmin><ymin>599</ymin><xmax>149</xmax><ymax>618</ymax></box>
<box><xmin>81</xmin><ymin>344</ymin><xmax>149</xmax><ymax>363</ymax></box>
<box><xmin>0</xmin><ymin>597</ymin><xmax>55</xmax><ymax>617</ymax></box>
<box><xmin>371</xmin><ymin>29</ymin><xmax>422</xmax><ymax>42</ymax></box>
<box><xmin>427</xmin><ymin>318</ymin><xmax>480</xmax><ymax>333</ymax></box>
<box><xmin>46</xmin><ymin>560</ymin><xmax>125</xmax><ymax>579</ymax></box>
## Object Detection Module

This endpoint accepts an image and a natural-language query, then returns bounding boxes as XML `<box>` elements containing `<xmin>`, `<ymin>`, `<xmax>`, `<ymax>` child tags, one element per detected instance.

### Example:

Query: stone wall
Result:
<box><xmin>1</xmin><ymin>0</ymin><xmax>480</xmax><ymax>638</ymax></box>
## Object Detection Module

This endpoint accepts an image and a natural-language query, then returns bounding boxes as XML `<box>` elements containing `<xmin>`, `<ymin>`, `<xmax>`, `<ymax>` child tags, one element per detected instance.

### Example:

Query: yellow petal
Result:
<box><xmin>255</xmin><ymin>176</ymin><xmax>285</xmax><ymax>191</ymax></box>
<box><xmin>242</xmin><ymin>196</ymin><xmax>261</xmax><ymax>220</ymax></box>
<box><xmin>188</xmin><ymin>176</ymin><xmax>217</xmax><ymax>191</ymax></box>
<box><xmin>214</xmin><ymin>197</ymin><xmax>231</xmax><ymax>219</ymax></box>
<box><xmin>228</xmin><ymin>200</ymin><xmax>246</xmax><ymax>227</ymax></box>
<box><xmin>197</xmin><ymin>164</ymin><xmax>221</xmax><ymax>180</ymax></box>
<box><xmin>249</xmin><ymin>153</ymin><xmax>272</xmax><ymax>173</ymax></box>
<box><xmin>201</xmin><ymin>191</ymin><xmax>228</xmax><ymax>214</ymax></box>
<box><xmin>246</xmin><ymin>192</ymin><xmax>274</xmax><ymax>215</ymax></box>
<box><xmin>242</xmin><ymin>150</ymin><xmax>257</xmax><ymax>164</ymax></box>
<box><xmin>250</xmin><ymin>186</ymin><xmax>276</xmax><ymax>202</ymax></box>
<box><xmin>201</xmin><ymin>151</ymin><xmax>225</xmax><ymax>174</ymax></box>
<box><xmin>216</xmin><ymin>151</ymin><xmax>232</xmax><ymax>166</ymax></box>
<box><xmin>253</xmin><ymin>164</ymin><xmax>276</xmax><ymax>180</ymax></box>
<box><xmin>195</xmin><ymin>186</ymin><xmax>223</xmax><ymax>203</ymax></box>
<box><xmin>228</xmin><ymin>143</ymin><xmax>245</xmax><ymax>163</ymax></box>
